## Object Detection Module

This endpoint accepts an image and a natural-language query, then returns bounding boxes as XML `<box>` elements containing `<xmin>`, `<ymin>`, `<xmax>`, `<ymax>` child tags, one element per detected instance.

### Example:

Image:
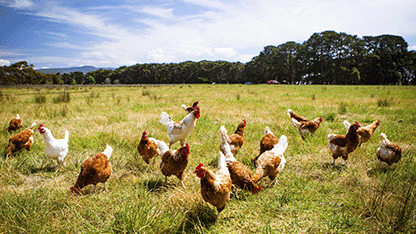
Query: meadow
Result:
<box><xmin>0</xmin><ymin>84</ymin><xmax>415</xmax><ymax>233</ymax></box>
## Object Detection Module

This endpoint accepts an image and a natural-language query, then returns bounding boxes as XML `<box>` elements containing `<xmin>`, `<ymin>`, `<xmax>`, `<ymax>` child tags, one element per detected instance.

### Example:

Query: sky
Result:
<box><xmin>0</xmin><ymin>0</ymin><xmax>415</xmax><ymax>69</ymax></box>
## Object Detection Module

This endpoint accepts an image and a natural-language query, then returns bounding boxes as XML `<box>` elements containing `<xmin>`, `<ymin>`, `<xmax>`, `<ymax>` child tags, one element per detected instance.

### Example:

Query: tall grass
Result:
<box><xmin>34</xmin><ymin>93</ymin><xmax>46</xmax><ymax>103</ymax></box>
<box><xmin>0</xmin><ymin>85</ymin><xmax>415</xmax><ymax>233</ymax></box>
<box><xmin>53</xmin><ymin>90</ymin><xmax>71</xmax><ymax>103</ymax></box>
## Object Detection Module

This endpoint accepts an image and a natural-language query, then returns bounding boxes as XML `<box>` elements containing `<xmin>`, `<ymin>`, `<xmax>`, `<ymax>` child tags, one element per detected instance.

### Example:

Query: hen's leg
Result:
<box><xmin>344</xmin><ymin>159</ymin><xmax>349</xmax><ymax>167</ymax></box>
<box><xmin>180</xmin><ymin>180</ymin><xmax>186</xmax><ymax>189</ymax></box>
<box><xmin>151</xmin><ymin>156</ymin><xmax>158</xmax><ymax>167</ymax></box>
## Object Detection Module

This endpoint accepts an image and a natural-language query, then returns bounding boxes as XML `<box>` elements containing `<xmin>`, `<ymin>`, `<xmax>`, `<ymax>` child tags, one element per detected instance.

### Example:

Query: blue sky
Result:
<box><xmin>1</xmin><ymin>0</ymin><xmax>415</xmax><ymax>69</ymax></box>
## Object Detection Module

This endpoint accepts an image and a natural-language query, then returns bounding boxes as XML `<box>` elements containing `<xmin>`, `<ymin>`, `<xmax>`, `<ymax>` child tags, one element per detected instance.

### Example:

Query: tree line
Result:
<box><xmin>1</xmin><ymin>31</ymin><xmax>415</xmax><ymax>85</ymax></box>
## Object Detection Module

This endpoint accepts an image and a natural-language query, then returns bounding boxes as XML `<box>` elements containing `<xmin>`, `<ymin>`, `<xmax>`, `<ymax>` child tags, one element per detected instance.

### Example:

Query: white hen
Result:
<box><xmin>38</xmin><ymin>124</ymin><xmax>69</xmax><ymax>172</ymax></box>
<box><xmin>160</xmin><ymin>105</ymin><xmax>200</xmax><ymax>148</ymax></box>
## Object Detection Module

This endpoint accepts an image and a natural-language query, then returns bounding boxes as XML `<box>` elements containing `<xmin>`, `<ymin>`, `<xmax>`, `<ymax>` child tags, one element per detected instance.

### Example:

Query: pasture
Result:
<box><xmin>0</xmin><ymin>84</ymin><xmax>415</xmax><ymax>233</ymax></box>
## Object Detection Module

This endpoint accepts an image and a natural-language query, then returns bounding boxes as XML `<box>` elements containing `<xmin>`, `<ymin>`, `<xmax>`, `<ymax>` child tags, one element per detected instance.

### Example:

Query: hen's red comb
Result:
<box><xmin>38</xmin><ymin>124</ymin><xmax>43</xmax><ymax>131</ymax></box>
<box><xmin>243</xmin><ymin>119</ymin><xmax>246</xmax><ymax>123</ymax></box>
<box><xmin>196</xmin><ymin>163</ymin><xmax>203</xmax><ymax>170</ymax></box>
<box><xmin>185</xmin><ymin>143</ymin><xmax>190</xmax><ymax>151</ymax></box>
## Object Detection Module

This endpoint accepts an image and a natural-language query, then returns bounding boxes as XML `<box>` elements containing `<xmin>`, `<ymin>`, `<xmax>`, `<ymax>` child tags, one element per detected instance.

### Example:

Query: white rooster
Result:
<box><xmin>38</xmin><ymin>124</ymin><xmax>69</xmax><ymax>172</ymax></box>
<box><xmin>160</xmin><ymin>105</ymin><xmax>200</xmax><ymax>148</ymax></box>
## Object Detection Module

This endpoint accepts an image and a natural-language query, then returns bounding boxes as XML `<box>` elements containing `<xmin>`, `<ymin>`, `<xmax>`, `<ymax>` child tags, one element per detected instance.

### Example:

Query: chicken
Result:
<box><xmin>220</xmin><ymin>126</ymin><xmax>261</xmax><ymax>194</ymax></box>
<box><xmin>160</xmin><ymin>143</ymin><xmax>190</xmax><ymax>189</ymax></box>
<box><xmin>6</xmin><ymin>114</ymin><xmax>23</xmax><ymax>133</ymax></box>
<box><xmin>181</xmin><ymin>101</ymin><xmax>199</xmax><ymax>113</ymax></box>
<box><xmin>251</xmin><ymin>126</ymin><xmax>279</xmax><ymax>167</ymax></box>
<box><xmin>160</xmin><ymin>105</ymin><xmax>200</xmax><ymax>148</ymax></box>
<box><xmin>70</xmin><ymin>145</ymin><xmax>113</xmax><ymax>195</ymax></box>
<box><xmin>38</xmin><ymin>124</ymin><xmax>69</xmax><ymax>172</ymax></box>
<box><xmin>137</xmin><ymin>130</ymin><xmax>168</xmax><ymax>168</ymax></box>
<box><xmin>287</xmin><ymin>109</ymin><xmax>322</xmax><ymax>139</ymax></box>
<box><xmin>376</xmin><ymin>133</ymin><xmax>402</xmax><ymax>169</ymax></box>
<box><xmin>252</xmin><ymin>135</ymin><xmax>288</xmax><ymax>186</ymax></box>
<box><xmin>194</xmin><ymin>151</ymin><xmax>232</xmax><ymax>216</ymax></box>
<box><xmin>220</xmin><ymin>119</ymin><xmax>246</xmax><ymax>154</ymax></box>
<box><xmin>6</xmin><ymin>122</ymin><xmax>36</xmax><ymax>157</ymax></box>
<box><xmin>344</xmin><ymin>119</ymin><xmax>380</xmax><ymax>145</ymax></box>
<box><xmin>328</xmin><ymin>122</ymin><xmax>360</xmax><ymax>167</ymax></box>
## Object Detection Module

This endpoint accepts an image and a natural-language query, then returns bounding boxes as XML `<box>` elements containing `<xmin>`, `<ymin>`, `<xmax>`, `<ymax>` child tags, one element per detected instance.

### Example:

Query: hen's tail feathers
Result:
<box><xmin>219</xmin><ymin>126</ymin><xmax>231</xmax><ymax>145</ymax></box>
<box><xmin>328</xmin><ymin>134</ymin><xmax>337</xmax><ymax>141</ymax></box>
<box><xmin>29</xmin><ymin>122</ymin><xmax>37</xmax><ymax>130</ymax></box>
<box><xmin>218</xmin><ymin>151</ymin><xmax>230</xmax><ymax>175</ymax></box>
<box><xmin>264</xmin><ymin>126</ymin><xmax>275</xmax><ymax>136</ymax></box>
<box><xmin>273</xmin><ymin>135</ymin><xmax>288</xmax><ymax>155</ymax></box>
<box><xmin>64</xmin><ymin>130</ymin><xmax>69</xmax><ymax>143</ymax></box>
<box><xmin>219</xmin><ymin>126</ymin><xmax>234</xmax><ymax>161</ymax></box>
<box><xmin>16</xmin><ymin>114</ymin><xmax>20</xmax><ymax>119</ymax></box>
<box><xmin>277</xmin><ymin>155</ymin><xmax>287</xmax><ymax>173</ymax></box>
<box><xmin>380</xmin><ymin>133</ymin><xmax>391</xmax><ymax>147</ymax></box>
<box><xmin>181</xmin><ymin>104</ymin><xmax>187</xmax><ymax>111</ymax></box>
<box><xmin>103</xmin><ymin>145</ymin><xmax>113</xmax><ymax>159</ymax></box>
<box><xmin>291</xmin><ymin>118</ymin><xmax>301</xmax><ymax>128</ymax></box>
<box><xmin>160</xmin><ymin>112</ymin><xmax>172</xmax><ymax>126</ymax></box>
<box><xmin>287</xmin><ymin>109</ymin><xmax>293</xmax><ymax>117</ymax></box>
<box><xmin>156</xmin><ymin>139</ymin><xmax>169</xmax><ymax>156</ymax></box>
<box><xmin>344</xmin><ymin>120</ymin><xmax>351</xmax><ymax>131</ymax></box>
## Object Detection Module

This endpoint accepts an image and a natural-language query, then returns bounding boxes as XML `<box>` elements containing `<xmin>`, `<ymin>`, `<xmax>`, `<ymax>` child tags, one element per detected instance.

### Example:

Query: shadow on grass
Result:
<box><xmin>366</xmin><ymin>165</ymin><xmax>396</xmax><ymax>177</ymax></box>
<box><xmin>70</xmin><ymin>185</ymin><xmax>108</xmax><ymax>196</ymax></box>
<box><xmin>177</xmin><ymin>204</ymin><xmax>217</xmax><ymax>233</ymax></box>
<box><xmin>322</xmin><ymin>162</ymin><xmax>346</xmax><ymax>171</ymax></box>
<box><xmin>29</xmin><ymin>164</ymin><xmax>57</xmax><ymax>173</ymax></box>
<box><xmin>144</xmin><ymin>178</ymin><xmax>169</xmax><ymax>193</ymax></box>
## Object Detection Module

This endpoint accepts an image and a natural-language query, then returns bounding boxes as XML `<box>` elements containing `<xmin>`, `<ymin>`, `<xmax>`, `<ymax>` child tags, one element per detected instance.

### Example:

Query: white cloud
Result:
<box><xmin>237</xmin><ymin>54</ymin><xmax>256</xmax><ymax>63</ymax></box>
<box><xmin>45</xmin><ymin>32</ymin><xmax>68</xmax><ymax>38</ymax></box>
<box><xmin>0</xmin><ymin>59</ymin><xmax>11</xmax><ymax>66</ymax></box>
<box><xmin>141</xmin><ymin>6</ymin><xmax>175</xmax><ymax>19</ymax></box>
<box><xmin>214</xmin><ymin>47</ymin><xmax>237</xmax><ymax>57</ymax></box>
<box><xmin>10</xmin><ymin>0</ymin><xmax>33</xmax><ymax>9</ymax></box>
<box><xmin>47</xmin><ymin>42</ymin><xmax>85</xmax><ymax>50</ymax></box>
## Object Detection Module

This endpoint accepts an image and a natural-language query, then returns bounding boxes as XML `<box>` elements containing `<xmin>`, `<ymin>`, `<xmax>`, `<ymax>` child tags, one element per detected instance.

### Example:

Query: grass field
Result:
<box><xmin>0</xmin><ymin>84</ymin><xmax>415</xmax><ymax>233</ymax></box>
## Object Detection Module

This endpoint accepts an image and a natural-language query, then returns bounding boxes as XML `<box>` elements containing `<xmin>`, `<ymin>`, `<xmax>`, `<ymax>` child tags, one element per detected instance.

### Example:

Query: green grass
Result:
<box><xmin>0</xmin><ymin>84</ymin><xmax>415</xmax><ymax>233</ymax></box>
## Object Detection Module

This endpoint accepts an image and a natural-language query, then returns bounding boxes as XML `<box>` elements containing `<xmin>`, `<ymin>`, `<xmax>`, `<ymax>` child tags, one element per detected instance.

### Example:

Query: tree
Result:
<box><xmin>70</xmin><ymin>72</ymin><xmax>85</xmax><ymax>84</ymax></box>
<box><xmin>85</xmin><ymin>75</ymin><xmax>96</xmax><ymax>84</ymax></box>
